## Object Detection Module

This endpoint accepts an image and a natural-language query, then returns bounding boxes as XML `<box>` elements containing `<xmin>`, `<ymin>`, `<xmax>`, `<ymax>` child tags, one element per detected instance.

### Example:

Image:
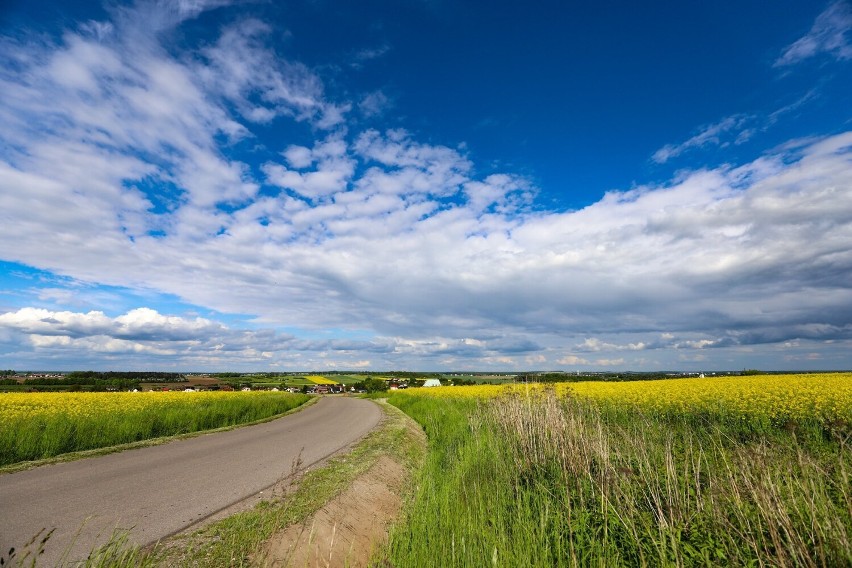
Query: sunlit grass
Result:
<box><xmin>384</xmin><ymin>374</ymin><xmax>852</xmax><ymax>567</ymax></box>
<box><xmin>0</xmin><ymin>391</ymin><xmax>310</xmax><ymax>466</ymax></box>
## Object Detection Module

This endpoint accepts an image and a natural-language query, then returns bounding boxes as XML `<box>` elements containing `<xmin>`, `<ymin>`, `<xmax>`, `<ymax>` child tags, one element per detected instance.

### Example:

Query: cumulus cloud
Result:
<box><xmin>4</xmin><ymin>128</ymin><xmax>852</xmax><ymax>369</ymax></box>
<box><xmin>0</xmin><ymin>307</ymin><xmax>228</xmax><ymax>341</ymax></box>
<box><xmin>0</xmin><ymin>306</ymin><xmax>547</xmax><ymax>370</ymax></box>
<box><xmin>1</xmin><ymin>0</ymin><xmax>851</xmax><ymax>370</ymax></box>
<box><xmin>0</xmin><ymin>306</ymin><xmax>347</xmax><ymax>367</ymax></box>
<box><xmin>775</xmin><ymin>1</ymin><xmax>852</xmax><ymax>67</ymax></box>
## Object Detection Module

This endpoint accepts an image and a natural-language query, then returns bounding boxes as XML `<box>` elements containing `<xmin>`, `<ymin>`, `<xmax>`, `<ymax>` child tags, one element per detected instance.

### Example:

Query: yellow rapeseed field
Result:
<box><xmin>0</xmin><ymin>390</ymin><xmax>309</xmax><ymax>465</ymax></box>
<box><xmin>0</xmin><ymin>390</ymin><xmax>258</xmax><ymax>423</ymax></box>
<box><xmin>560</xmin><ymin>373</ymin><xmax>852</xmax><ymax>422</ymax></box>
<box><xmin>305</xmin><ymin>375</ymin><xmax>338</xmax><ymax>384</ymax></box>
<box><xmin>404</xmin><ymin>373</ymin><xmax>852</xmax><ymax>423</ymax></box>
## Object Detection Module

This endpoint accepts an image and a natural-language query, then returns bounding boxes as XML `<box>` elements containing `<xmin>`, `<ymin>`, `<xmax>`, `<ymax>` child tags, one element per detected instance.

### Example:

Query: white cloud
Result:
<box><xmin>0</xmin><ymin>307</ymin><xmax>226</xmax><ymax>341</ymax></box>
<box><xmin>523</xmin><ymin>354</ymin><xmax>545</xmax><ymax>364</ymax></box>
<box><xmin>198</xmin><ymin>18</ymin><xmax>344</xmax><ymax>127</ymax></box>
<box><xmin>353</xmin><ymin>44</ymin><xmax>390</xmax><ymax>64</ymax></box>
<box><xmin>359</xmin><ymin>91</ymin><xmax>391</xmax><ymax>118</ymax></box>
<box><xmin>112</xmin><ymin>0</ymin><xmax>234</xmax><ymax>33</ymax></box>
<box><xmin>652</xmin><ymin>115</ymin><xmax>751</xmax><ymax>163</ymax></box>
<box><xmin>0</xmin><ymin>306</ymin><xmax>334</xmax><ymax>367</ymax></box>
<box><xmin>264</xmin><ymin>163</ymin><xmax>351</xmax><ymax>199</ymax></box>
<box><xmin>256</xmin><ymin>127</ymin><xmax>848</xmax><ymax>344</ymax></box>
<box><xmin>1</xmin><ymin>0</ymin><xmax>852</xmax><ymax>371</ymax></box>
<box><xmin>556</xmin><ymin>355</ymin><xmax>589</xmax><ymax>366</ymax></box>
<box><xmin>264</xmin><ymin>136</ymin><xmax>357</xmax><ymax>200</ymax></box>
<box><xmin>463</xmin><ymin>174</ymin><xmax>535</xmax><ymax>214</ymax></box>
<box><xmin>283</xmin><ymin>145</ymin><xmax>314</xmax><ymax>169</ymax></box>
<box><xmin>354</xmin><ymin>129</ymin><xmax>471</xmax><ymax>174</ymax></box>
<box><xmin>775</xmin><ymin>1</ymin><xmax>852</xmax><ymax>67</ymax></box>
<box><xmin>576</xmin><ymin>338</ymin><xmax>648</xmax><ymax>352</ymax></box>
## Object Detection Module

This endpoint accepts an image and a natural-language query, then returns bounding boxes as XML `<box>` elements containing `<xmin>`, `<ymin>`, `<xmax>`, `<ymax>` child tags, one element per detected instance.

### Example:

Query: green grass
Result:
<box><xmin>243</xmin><ymin>377</ymin><xmax>315</xmax><ymax>385</ymax></box>
<box><xmin>384</xmin><ymin>390</ymin><xmax>852</xmax><ymax>567</ymax></box>
<box><xmin>0</xmin><ymin>393</ymin><xmax>312</xmax><ymax>468</ymax></box>
<box><xmin>13</xmin><ymin>389</ymin><xmax>848</xmax><ymax>567</ymax></box>
<box><xmin>330</xmin><ymin>374</ymin><xmax>372</xmax><ymax>383</ymax></box>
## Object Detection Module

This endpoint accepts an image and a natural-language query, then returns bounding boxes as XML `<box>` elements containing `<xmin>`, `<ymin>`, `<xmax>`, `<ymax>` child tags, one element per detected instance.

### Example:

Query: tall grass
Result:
<box><xmin>386</xmin><ymin>389</ymin><xmax>852</xmax><ymax>567</ymax></box>
<box><xmin>0</xmin><ymin>392</ymin><xmax>310</xmax><ymax>466</ymax></box>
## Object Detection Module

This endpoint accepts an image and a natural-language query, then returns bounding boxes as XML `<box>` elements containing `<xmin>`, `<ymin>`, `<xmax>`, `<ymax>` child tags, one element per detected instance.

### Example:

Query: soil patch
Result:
<box><xmin>260</xmin><ymin>455</ymin><xmax>408</xmax><ymax>567</ymax></box>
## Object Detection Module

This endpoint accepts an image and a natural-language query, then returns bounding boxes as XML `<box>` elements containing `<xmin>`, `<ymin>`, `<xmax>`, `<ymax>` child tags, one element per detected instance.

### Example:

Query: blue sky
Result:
<box><xmin>0</xmin><ymin>0</ymin><xmax>850</xmax><ymax>371</ymax></box>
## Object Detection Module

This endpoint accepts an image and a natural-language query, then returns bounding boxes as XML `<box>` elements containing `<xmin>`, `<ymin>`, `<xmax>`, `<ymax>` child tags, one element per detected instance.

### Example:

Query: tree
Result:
<box><xmin>355</xmin><ymin>378</ymin><xmax>388</xmax><ymax>393</ymax></box>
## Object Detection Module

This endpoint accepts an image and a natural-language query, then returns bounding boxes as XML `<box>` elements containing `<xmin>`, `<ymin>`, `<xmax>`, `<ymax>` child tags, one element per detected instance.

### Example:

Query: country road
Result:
<box><xmin>0</xmin><ymin>396</ymin><xmax>382</xmax><ymax>566</ymax></box>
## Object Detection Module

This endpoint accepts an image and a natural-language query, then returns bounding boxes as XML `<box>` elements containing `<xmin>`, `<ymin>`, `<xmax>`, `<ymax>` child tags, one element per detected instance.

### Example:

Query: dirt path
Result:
<box><xmin>256</xmin><ymin>401</ymin><xmax>428</xmax><ymax>568</ymax></box>
<box><xmin>260</xmin><ymin>455</ymin><xmax>408</xmax><ymax>567</ymax></box>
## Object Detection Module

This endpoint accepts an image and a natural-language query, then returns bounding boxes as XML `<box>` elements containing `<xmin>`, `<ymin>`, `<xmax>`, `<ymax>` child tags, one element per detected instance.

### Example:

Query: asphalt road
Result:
<box><xmin>0</xmin><ymin>396</ymin><xmax>382</xmax><ymax>566</ymax></box>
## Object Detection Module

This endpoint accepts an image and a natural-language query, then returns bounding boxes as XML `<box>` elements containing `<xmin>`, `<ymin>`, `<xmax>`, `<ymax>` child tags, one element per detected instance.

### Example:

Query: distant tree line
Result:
<box><xmin>372</xmin><ymin>371</ymin><xmax>442</xmax><ymax>379</ymax></box>
<box><xmin>4</xmin><ymin>378</ymin><xmax>137</xmax><ymax>391</ymax></box>
<box><xmin>4</xmin><ymin>371</ymin><xmax>185</xmax><ymax>390</ymax></box>
<box><xmin>67</xmin><ymin>371</ymin><xmax>185</xmax><ymax>382</ymax></box>
<box><xmin>446</xmin><ymin>378</ymin><xmax>478</xmax><ymax>386</ymax></box>
<box><xmin>354</xmin><ymin>377</ymin><xmax>389</xmax><ymax>393</ymax></box>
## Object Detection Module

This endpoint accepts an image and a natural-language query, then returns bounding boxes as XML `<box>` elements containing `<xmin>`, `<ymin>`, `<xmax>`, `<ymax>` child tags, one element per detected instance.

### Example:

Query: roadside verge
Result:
<box><xmin>147</xmin><ymin>398</ymin><xmax>426</xmax><ymax>567</ymax></box>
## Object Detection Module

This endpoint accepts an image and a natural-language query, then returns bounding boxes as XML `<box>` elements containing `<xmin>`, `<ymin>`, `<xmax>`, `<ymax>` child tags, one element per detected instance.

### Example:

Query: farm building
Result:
<box><xmin>422</xmin><ymin>378</ymin><xmax>442</xmax><ymax>387</ymax></box>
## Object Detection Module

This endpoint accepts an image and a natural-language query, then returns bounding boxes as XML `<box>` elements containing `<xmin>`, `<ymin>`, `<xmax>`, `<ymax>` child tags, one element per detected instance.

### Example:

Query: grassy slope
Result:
<box><xmin>385</xmin><ymin>390</ymin><xmax>852</xmax><ymax>567</ymax></box>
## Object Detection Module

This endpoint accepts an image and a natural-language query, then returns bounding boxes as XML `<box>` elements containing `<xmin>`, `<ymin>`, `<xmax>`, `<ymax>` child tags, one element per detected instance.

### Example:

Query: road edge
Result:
<box><xmin>146</xmin><ymin>397</ymin><xmax>426</xmax><ymax>567</ymax></box>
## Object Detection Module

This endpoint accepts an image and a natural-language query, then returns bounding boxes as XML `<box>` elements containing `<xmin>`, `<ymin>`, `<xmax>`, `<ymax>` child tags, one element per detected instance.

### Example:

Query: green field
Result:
<box><xmin>0</xmin><ymin>391</ymin><xmax>311</xmax><ymax>467</ymax></box>
<box><xmin>228</xmin><ymin>375</ymin><xmax>341</xmax><ymax>386</ymax></box>
<box><xmin>379</xmin><ymin>377</ymin><xmax>852</xmax><ymax>567</ymax></box>
<box><xmin>5</xmin><ymin>374</ymin><xmax>850</xmax><ymax>566</ymax></box>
